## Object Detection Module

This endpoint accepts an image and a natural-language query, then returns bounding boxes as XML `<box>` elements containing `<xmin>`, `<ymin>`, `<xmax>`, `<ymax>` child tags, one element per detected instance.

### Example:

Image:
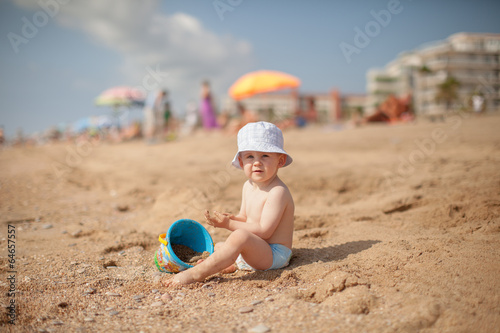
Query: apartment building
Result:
<box><xmin>366</xmin><ymin>32</ymin><xmax>500</xmax><ymax>116</ymax></box>
<box><xmin>366</xmin><ymin>52</ymin><xmax>420</xmax><ymax>115</ymax></box>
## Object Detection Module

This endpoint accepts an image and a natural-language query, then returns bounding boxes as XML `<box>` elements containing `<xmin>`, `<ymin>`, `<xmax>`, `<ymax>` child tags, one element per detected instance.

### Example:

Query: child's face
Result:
<box><xmin>238</xmin><ymin>151</ymin><xmax>286</xmax><ymax>183</ymax></box>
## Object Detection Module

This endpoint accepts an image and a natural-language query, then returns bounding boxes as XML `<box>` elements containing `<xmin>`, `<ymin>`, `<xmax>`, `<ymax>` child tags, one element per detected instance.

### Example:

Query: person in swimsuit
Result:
<box><xmin>199</xmin><ymin>80</ymin><xmax>219</xmax><ymax>130</ymax></box>
<box><xmin>164</xmin><ymin>121</ymin><xmax>294</xmax><ymax>285</ymax></box>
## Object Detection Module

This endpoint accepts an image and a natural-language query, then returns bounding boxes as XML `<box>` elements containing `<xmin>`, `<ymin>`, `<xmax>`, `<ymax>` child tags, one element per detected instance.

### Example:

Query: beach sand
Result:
<box><xmin>1</xmin><ymin>114</ymin><xmax>499</xmax><ymax>332</ymax></box>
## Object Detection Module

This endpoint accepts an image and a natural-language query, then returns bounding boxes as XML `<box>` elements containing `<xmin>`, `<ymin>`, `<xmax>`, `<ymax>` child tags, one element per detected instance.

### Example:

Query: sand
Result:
<box><xmin>0</xmin><ymin>114</ymin><xmax>499</xmax><ymax>332</ymax></box>
<box><xmin>170</xmin><ymin>244</ymin><xmax>209</xmax><ymax>264</ymax></box>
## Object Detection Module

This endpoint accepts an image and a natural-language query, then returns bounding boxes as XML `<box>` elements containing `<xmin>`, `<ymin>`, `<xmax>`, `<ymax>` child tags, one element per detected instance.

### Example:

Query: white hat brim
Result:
<box><xmin>231</xmin><ymin>144</ymin><xmax>293</xmax><ymax>169</ymax></box>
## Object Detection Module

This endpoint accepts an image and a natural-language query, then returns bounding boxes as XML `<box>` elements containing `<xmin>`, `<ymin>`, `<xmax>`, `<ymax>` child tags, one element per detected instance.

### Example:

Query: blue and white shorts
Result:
<box><xmin>236</xmin><ymin>244</ymin><xmax>292</xmax><ymax>271</ymax></box>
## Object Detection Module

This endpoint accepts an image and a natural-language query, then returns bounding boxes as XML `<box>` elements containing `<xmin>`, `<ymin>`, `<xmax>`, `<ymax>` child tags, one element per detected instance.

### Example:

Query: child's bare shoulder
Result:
<box><xmin>242</xmin><ymin>180</ymin><xmax>252</xmax><ymax>190</ymax></box>
<box><xmin>269</xmin><ymin>179</ymin><xmax>293</xmax><ymax>199</ymax></box>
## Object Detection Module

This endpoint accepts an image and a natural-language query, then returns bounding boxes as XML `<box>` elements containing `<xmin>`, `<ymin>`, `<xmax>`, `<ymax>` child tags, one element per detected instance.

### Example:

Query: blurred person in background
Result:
<box><xmin>199</xmin><ymin>80</ymin><xmax>219</xmax><ymax>130</ymax></box>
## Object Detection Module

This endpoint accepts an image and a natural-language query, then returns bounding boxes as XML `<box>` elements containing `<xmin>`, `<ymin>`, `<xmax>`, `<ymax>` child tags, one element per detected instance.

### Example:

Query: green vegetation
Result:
<box><xmin>435</xmin><ymin>76</ymin><xmax>461</xmax><ymax>111</ymax></box>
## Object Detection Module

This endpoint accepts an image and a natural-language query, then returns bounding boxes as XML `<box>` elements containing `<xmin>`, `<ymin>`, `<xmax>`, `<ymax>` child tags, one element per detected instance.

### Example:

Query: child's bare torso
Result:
<box><xmin>243</xmin><ymin>178</ymin><xmax>295</xmax><ymax>248</ymax></box>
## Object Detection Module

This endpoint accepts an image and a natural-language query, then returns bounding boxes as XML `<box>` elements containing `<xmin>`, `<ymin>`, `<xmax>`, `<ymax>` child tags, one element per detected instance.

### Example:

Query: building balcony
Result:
<box><xmin>367</xmin><ymin>81</ymin><xmax>398</xmax><ymax>92</ymax></box>
<box><xmin>416</xmin><ymin>72</ymin><xmax>500</xmax><ymax>88</ymax></box>
<box><xmin>427</xmin><ymin>58</ymin><xmax>500</xmax><ymax>70</ymax></box>
<box><xmin>453</xmin><ymin>74</ymin><xmax>500</xmax><ymax>85</ymax></box>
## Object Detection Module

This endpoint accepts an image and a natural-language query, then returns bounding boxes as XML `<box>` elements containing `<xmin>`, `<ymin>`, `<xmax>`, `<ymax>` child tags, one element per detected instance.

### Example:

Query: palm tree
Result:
<box><xmin>418</xmin><ymin>65</ymin><xmax>432</xmax><ymax>74</ymax></box>
<box><xmin>417</xmin><ymin>65</ymin><xmax>432</xmax><ymax>114</ymax></box>
<box><xmin>435</xmin><ymin>76</ymin><xmax>461</xmax><ymax>112</ymax></box>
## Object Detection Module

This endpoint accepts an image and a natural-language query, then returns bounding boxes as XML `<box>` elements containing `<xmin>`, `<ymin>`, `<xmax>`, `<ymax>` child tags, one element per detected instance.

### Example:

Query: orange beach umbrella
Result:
<box><xmin>229</xmin><ymin>70</ymin><xmax>301</xmax><ymax>100</ymax></box>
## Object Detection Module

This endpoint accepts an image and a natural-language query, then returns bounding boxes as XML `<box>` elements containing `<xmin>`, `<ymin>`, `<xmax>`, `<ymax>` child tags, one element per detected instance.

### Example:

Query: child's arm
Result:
<box><xmin>208</xmin><ymin>186</ymin><xmax>288</xmax><ymax>240</ymax></box>
<box><xmin>205</xmin><ymin>210</ymin><xmax>245</xmax><ymax>226</ymax></box>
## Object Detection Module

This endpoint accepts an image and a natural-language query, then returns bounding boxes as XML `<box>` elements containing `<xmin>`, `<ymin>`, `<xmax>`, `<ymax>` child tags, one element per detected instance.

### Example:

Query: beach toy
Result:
<box><xmin>154</xmin><ymin>219</ymin><xmax>214</xmax><ymax>273</ymax></box>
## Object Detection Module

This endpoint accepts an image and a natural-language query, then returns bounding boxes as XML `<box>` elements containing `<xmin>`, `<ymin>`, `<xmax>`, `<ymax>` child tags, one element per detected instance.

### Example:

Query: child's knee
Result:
<box><xmin>228</xmin><ymin>229</ymin><xmax>253</xmax><ymax>244</ymax></box>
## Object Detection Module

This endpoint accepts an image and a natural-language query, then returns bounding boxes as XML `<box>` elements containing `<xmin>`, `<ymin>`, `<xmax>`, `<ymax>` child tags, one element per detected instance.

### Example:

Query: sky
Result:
<box><xmin>1</xmin><ymin>0</ymin><xmax>499</xmax><ymax>138</ymax></box>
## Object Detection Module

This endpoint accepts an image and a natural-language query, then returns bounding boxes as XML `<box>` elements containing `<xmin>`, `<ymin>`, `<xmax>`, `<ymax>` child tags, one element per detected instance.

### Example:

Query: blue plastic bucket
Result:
<box><xmin>154</xmin><ymin>219</ymin><xmax>214</xmax><ymax>273</ymax></box>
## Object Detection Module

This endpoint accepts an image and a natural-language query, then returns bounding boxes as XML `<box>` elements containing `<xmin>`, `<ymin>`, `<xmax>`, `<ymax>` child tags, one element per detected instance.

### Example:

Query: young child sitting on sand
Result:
<box><xmin>165</xmin><ymin>121</ymin><xmax>295</xmax><ymax>285</ymax></box>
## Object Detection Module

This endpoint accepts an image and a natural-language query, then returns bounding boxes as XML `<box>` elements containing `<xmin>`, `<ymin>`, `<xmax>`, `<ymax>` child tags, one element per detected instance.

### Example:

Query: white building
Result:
<box><xmin>366</xmin><ymin>32</ymin><xmax>500</xmax><ymax>116</ymax></box>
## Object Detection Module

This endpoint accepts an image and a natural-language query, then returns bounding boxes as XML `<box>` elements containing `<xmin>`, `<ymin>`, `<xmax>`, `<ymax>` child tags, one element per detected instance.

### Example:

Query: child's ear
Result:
<box><xmin>278</xmin><ymin>154</ymin><xmax>286</xmax><ymax>167</ymax></box>
<box><xmin>238</xmin><ymin>156</ymin><xmax>244</xmax><ymax>168</ymax></box>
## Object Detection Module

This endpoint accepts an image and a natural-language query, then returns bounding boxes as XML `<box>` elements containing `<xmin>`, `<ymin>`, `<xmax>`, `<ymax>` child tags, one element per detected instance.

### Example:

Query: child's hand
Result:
<box><xmin>204</xmin><ymin>210</ymin><xmax>232</xmax><ymax>229</ymax></box>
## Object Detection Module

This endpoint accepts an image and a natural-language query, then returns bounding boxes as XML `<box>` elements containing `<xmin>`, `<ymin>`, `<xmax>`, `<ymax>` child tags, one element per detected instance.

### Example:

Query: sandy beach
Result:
<box><xmin>1</xmin><ymin>114</ymin><xmax>499</xmax><ymax>332</ymax></box>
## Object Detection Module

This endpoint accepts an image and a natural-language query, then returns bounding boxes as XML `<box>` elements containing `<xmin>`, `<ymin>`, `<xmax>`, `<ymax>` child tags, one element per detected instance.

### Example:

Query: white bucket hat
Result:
<box><xmin>231</xmin><ymin>121</ymin><xmax>293</xmax><ymax>169</ymax></box>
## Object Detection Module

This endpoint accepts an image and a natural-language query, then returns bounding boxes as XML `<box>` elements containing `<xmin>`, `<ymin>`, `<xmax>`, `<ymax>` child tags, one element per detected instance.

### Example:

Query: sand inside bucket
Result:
<box><xmin>171</xmin><ymin>244</ymin><xmax>210</xmax><ymax>265</ymax></box>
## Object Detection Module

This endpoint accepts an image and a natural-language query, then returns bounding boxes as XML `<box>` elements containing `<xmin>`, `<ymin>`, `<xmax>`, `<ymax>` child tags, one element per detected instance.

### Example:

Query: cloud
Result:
<box><xmin>13</xmin><ymin>0</ymin><xmax>255</xmax><ymax>110</ymax></box>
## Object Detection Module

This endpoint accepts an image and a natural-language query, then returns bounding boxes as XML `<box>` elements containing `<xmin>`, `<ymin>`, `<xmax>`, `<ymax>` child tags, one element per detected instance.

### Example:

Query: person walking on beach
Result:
<box><xmin>143</xmin><ymin>90</ymin><xmax>168</xmax><ymax>142</ymax></box>
<box><xmin>164</xmin><ymin>121</ymin><xmax>294</xmax><ymax>285</ymax></box>
<box><xmin>162</xmin><ymin>90</ymin><xmax>173</xmax><ymax>135</ymax></box>
<box><xmin>199</xmin><ymin>80</ymin><xmax>219</xmax><ymax>130</ymax></box>
<box><xmin>472</xmin><ymin>93</ymin><xmax>485</xmax><ymax>115</ymax></box>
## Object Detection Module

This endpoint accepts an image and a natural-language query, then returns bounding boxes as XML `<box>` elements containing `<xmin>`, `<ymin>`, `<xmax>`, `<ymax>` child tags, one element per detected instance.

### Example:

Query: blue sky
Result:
<box><xmin>1</xmin><ymin>0</ymin><xmax>499</xmax><ymax>138</ymax></box>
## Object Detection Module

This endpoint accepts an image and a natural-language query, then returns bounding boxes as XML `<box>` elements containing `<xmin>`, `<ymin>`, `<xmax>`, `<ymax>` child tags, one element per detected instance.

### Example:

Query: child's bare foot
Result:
<box><xmin>221</xmin><ymin>263</ymin><xmax>237</xmax><ymax>274</ymax></box>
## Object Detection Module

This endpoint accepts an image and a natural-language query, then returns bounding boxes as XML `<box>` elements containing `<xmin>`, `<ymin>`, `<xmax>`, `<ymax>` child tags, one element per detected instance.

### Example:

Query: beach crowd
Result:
<box><xmin>2</xmin><ymin>81</ymin><xmax>323</xmax><ymax>148</ymax></box>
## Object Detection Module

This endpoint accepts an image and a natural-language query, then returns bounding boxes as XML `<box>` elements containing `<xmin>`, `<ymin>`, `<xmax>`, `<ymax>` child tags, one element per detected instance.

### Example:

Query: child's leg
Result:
<box><xmin>166</xmin><ymin>229</ymin><xmax>273</xmax><ymax>285</ymax></box>
<box><xmin>196</xmin><ymin>242</ymin><xmax>236</xmax><ymax>274</ymax></box>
